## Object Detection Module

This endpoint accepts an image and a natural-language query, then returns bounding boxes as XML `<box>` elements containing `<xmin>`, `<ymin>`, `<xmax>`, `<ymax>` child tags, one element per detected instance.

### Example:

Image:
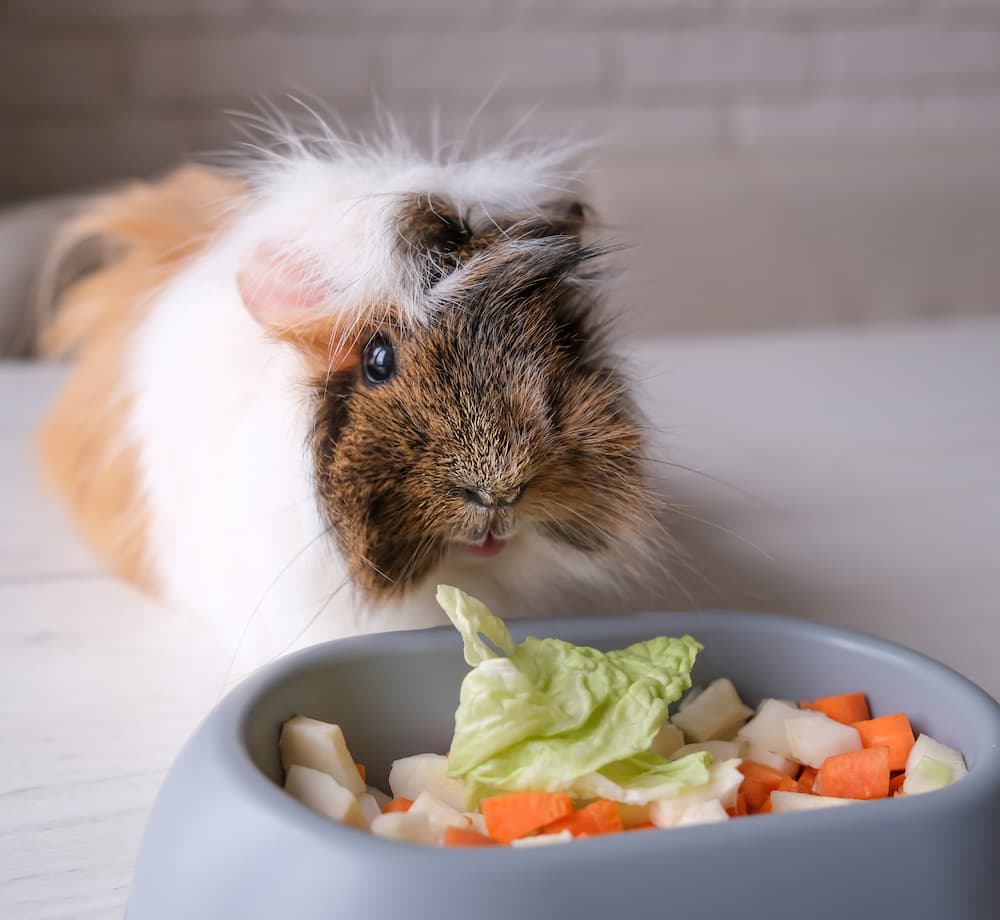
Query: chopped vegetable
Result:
<box><xmin>382</xmin><ymin>797</ymin><xmax>413</xmax><ymax>814</ymax></box>
<box><xmin>769</xmin><ymin>791</ymin><xmax>855</xmax><ymax>814</ymax></box>
<box><xmin>444</xmin><ymin>826</ymin><xmax>498</xmax><ymax>846</ymax></box>
<box><xmin>370</xmin><ymin>810</ymin><xmax>435</xmax><ymax>844</ymax></box>
<box><xmin>737</xmin><ymin>699</ymin><xmax>816</xmax><ymax>758</ymax></box>
<box><xmin>279</xmin><ymin>716</ymin><xmax>366</xmax><ymax>794</ymax></box>
<box><xmin>277</xmin><ymin>587</ymin><xmax>970</xmax><ymax>848</ymax></box>
<box><xmin>389</xmin><ymin>754</ymin><xmax>467</xmax><ymax>811</ymax></box>
<box><xmin>649</xmin><ymin>759</ymin><xmax>744</xmax><ymax>827</ymax></box>
<box><xmin>852</xmin><ymin>713</ymin><xmax>914</xmax><ymax>772</ymax></box>
<box><xmin>480</xmin><ymin>792</ymin><xmax>574</xmax><ymax>843</ymax></box>
<box><xmin>803</xmin><ymin>693</ymin><xmax>871</xmax><ymax>725</ymax></box>
<box><xmin>437</xmin><ymin>586</ymin><xmax>701</xmax><ymax>806</ymax></box>
<box><xmin>648</xmin><ymin>723</ymin><xmax>685</xmax><ymax>758</ymax></box>
<box><xmin>670</xmin><ymin>678</ymin><xmax>753</xmax><ymax>742</ymax></box>
<box><xmin>284</xmin><ymin>765</ymin><xmax>367</xmax><ymax>829</ymax></box>
<box><xmin>902</xmin><ymin>734</ymin><xmax>968</xmax><ymax>795</ymax></box>
<box><xmin>814</xmin><ymin>746</ymin><xmax>890</xmax><ymax>800</ymax></box>
<box><xmin>542</xmin><ymin>800</ymin><xmax>623</xmax><ymax>837</ymax></box>
<box><xmin>784</xmin><ymin>713</ymin><xmax>862</xmax><ymax>768</ymax></box>
<box><xmin>510</xmin><ymin>829</ymin><xmax>573</xmax><ymax>847</ymax></box>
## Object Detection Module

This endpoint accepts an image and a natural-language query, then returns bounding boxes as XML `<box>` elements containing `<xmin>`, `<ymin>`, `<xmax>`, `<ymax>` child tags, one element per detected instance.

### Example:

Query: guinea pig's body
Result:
<box><xmin>39</xmin><ymin>140</ymin><xmax>664</xmax><ymax>671</ymax></box>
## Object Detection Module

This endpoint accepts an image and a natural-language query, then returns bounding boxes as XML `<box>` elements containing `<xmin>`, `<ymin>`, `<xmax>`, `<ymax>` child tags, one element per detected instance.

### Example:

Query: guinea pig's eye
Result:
<box><xmin>361</xmin><ymin>332</ymin><xmax>397</xmax><ymax>387</ymax></box>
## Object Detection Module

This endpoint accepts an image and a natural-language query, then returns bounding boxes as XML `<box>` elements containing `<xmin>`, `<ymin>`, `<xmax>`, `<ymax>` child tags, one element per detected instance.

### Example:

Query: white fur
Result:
<box><xmin>128</xmin><ymin>142</ymin><xmax>620</xmax><ymax>677</ymax></box>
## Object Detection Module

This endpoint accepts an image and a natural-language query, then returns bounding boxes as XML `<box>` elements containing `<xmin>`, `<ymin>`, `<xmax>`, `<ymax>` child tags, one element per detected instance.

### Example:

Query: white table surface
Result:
<box><xmin>2</xmin><ymin>317</ymin><xmax>998</xmax><ymax>919</ymax></box>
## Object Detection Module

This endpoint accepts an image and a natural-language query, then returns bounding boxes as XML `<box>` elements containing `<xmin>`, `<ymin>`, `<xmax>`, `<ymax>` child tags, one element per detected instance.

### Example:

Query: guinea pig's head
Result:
<box><xmin>236</xmin><ymin>151</ymin><xmax>660</xmax><ymax>602</ymax></box>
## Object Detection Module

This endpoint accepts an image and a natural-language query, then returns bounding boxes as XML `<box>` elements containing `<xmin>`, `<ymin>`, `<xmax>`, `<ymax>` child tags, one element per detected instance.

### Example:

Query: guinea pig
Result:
<box><xmin>37</xmin><ymin>134</ymin><xmax>668</xmax><ymax>673</ymax></box>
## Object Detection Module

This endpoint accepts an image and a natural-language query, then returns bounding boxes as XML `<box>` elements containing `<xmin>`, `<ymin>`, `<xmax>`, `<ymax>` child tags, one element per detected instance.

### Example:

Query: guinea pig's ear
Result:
<box><xmin>236</xmin><ymin>242</ymin><xmax>358</xmax><ymax>373</ymax></box>
<box><xmin>539</xmin><ymin>199</ymin><xmax>588</xmax><ymax>237</ymax></box>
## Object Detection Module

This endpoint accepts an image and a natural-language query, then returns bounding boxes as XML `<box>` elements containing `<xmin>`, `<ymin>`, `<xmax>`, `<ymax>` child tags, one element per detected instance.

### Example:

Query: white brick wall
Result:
<box><xmin>2</xmin><ymin>0</ymin><xmax>999</xmax><ymax>200</ymax></box>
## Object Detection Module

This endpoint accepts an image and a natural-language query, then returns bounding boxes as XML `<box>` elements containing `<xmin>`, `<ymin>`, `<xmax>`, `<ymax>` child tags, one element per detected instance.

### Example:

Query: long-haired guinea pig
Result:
<box><xmin>37</xmin><ymin>135</ymin><xmax>669</xmax><ymax>671</ymax></box>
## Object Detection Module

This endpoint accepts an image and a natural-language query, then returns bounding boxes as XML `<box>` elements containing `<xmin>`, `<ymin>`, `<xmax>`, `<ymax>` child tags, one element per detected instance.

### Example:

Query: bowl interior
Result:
<box><xmin>239</xmin><ymin>611</ymin><xmax>1000</xmax><ymax>794</ymax></box>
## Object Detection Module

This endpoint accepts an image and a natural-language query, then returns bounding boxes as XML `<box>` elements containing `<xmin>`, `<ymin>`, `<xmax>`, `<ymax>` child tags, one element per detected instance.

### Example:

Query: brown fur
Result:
<box><xmin>37</xmin><ymin>166</ymin><xmax>246</xmax><ymax>587</ymax></box>
<box><xmin>311</xmin><ymin>203</ymin><xmax>656</xmax><ymax>601</ymax></box>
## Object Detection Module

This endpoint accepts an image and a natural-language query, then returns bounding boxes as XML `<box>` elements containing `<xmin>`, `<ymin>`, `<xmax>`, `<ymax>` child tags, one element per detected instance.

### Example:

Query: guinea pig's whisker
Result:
<box><xmin>221</xmin><ymin>523</ymin><xmax>337</xmax><ymax>690</ymax></box>
<box><xmin>664</xmin><ymin>505</ymin><xmax>773</xmax><ymax>562</ymax></box>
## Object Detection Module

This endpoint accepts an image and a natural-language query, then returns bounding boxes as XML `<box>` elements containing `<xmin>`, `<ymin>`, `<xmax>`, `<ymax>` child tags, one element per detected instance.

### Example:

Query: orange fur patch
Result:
<box><xmin>37</xmin><ymin>166</ymin><xmax>247</xmax><ymax>589</ymax></box>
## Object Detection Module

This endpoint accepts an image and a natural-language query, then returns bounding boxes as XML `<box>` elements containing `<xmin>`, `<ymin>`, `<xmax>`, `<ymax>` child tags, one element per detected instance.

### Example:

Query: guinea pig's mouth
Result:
<box><xmin>460</xmin><ymin>532</ymin><xmax>507</xmax><ymax>559</ymax></box>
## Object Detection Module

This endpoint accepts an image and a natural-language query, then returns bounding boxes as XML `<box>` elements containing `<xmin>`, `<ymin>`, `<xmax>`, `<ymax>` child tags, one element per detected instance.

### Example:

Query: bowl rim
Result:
<box><xmin>209</xmin><ymin>610</ymin><xmax>1000</xmax><ymax>861</ymax></box>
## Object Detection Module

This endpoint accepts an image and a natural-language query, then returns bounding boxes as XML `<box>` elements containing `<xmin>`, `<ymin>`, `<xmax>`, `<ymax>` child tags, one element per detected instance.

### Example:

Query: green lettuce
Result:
<box><xmin>435</xmin><ymin>585</ymin><xmax>706</xmax><ymax>806</ymax></box>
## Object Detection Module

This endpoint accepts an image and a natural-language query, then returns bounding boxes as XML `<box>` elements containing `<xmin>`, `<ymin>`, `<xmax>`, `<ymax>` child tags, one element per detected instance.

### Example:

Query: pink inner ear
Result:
<box><xmin>236</xmin><ymin>242</ymin><xmax>327</xmax><ymax>328</ymax></box>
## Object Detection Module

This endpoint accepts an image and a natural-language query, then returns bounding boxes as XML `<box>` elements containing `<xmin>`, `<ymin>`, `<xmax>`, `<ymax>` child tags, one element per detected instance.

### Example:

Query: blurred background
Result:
<box><xmin>1</xmin><ymin>0</ymin><xmax>999</xmax><ymax>350</ymax></box>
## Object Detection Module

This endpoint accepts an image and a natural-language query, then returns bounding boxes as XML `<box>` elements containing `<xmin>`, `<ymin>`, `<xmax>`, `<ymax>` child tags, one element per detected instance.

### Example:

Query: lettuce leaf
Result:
<box><xmin>436</xmin><ymin>585</ymin><xmax>705</xmax><ymax>806</ymax></box>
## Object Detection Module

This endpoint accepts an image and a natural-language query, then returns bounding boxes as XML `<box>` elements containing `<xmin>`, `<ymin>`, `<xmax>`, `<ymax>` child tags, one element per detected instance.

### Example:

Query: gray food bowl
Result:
<box><xmin>126</xmin><ymin>612</ymin><xmax>1000</xmax><ymax>920</ymax></box>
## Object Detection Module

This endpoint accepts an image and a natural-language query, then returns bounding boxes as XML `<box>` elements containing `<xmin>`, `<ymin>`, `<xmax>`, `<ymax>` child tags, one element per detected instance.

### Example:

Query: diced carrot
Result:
<box><xmin>739</xmin><ymin>760</ymin><xmax>787</xmax><ymax>789</ymax></box>
<box><xmin>889</xmin><ymin>772</ymin><xmax>906</xmax><ymax>796</ymax></box>
<box><xmin>757</xmin><ymin>797</ymin><xmax>773</xmax><ymax>815</ymax></box>
<box><xmin>382</xmin><ymin>797</ymin><xmax>413</xmax><ymax>814</ymax></box>
<box><xmin>355</xmin><ymin>763</ymin><xmax>366</xmax><ymax>783</ymax></box>
<box><xmin>798</xmin><ymin>767</ymin><xmax>818</xmax><ymax>793</ymax></box>
<box><xmin>852</xmin><ymin>713</ymin><xmax>915</xmax><ymax>772</ymax></box>
<box><xmin>815</xmin><ymin>746</ymin><xmax>890</xmax><ymax>800</ymax></box>
<box><xmin>444</xmin><ymin>826</ymin><xmax>499</xmax><ymax>847</ymax></box>
<box><xmin>802</xmin><ymin>693</ymin><xmax>871</xmax><ymax>725</ymax></box>
<box><xmin>726</xmin><ymin>791</ymin><xmax>748</xmax><ymax>818</ymax></box>
<box><xmin>481</xmin><ymin>792</ymin><xmax>574</xmax><ymax>843</ymax></box>
<box><xmin>741</xmin><ymin>779</ymin><xmax>770</xmax><ymax>813</ymax></box>
<box><xmin>628</xmin><ymin>822</ymin><xmax>658</xmax><ymax>831</ymax></box>
<box><xmin>776</xmin><ymin>775</ymin><xmax>800</xmax><ymax>794</ymax></box>
<box><xmin>543</xmin><ymin>800</ymin><xmax>623</xmax><ymax>837</ymax></box>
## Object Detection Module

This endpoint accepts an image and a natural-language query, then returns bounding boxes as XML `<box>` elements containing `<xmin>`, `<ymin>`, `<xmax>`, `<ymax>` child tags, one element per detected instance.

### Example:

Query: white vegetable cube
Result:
<box><xmin>648</xmin><ymin>723</ymin><xmax>685</xmax><ymax>758</ymax></box>
<box><xmin>355</xmin><ymin>792</ymin><xmax>383</xmax><ymax>828</ymax></box>
<box><xmin>902</xmin><ymin>734</ymin><xmax>968</xmax><ymax>796</ymax></box>
<box><xmin>279</xmin><ymin>716</ymin><xmax>366</xmax><ymax>794</ymax></box>
<box><xmin>407</xmin><ymin>791</ymin><xmax>471</xmax><ymax>844</ymax></box>
<box><xmin>675</xmin><ymin>800</ymin><xmax>729</xmax><ymax>827</ymax></box>
<box><xmin>738</xmin><ymin>740</ymin><xmax>798</xmax><ymax>776</ymax></box>
<box><xmin>784</xmin><ymin>713</ymin><xmax>862</xmax><ymax>768</ymax></box>
<box><xmin>670</xmin><ymin>679</ymin><xmax>753</xmax><ymax>742</ymax></box>
<box><xmin>284</xmin><ymin>765</ymin><xmax>367</xmax><ymax>829</ymax></box>
<box><xmin>671</xmin><ymin>740</ymin><xmax>741</xmax><ymax>763</ymax></box>
<box><xmin>370</xmin><ymin>811</ymin><xmax>437</xmax><ymax>845</ymax></box>
<box><xmin>650</xmin><ymin>758</ymin><xmax>744</xmax><ymax>827</ymax></box>
<box><xmin>770</xmin><ymin>791</ymin><xmax>856</xmax><ymax>814</ymax></box>
<box><xmin>736</xmin><ymin>699</ymin><xmax>816</xmax><ymax>758</ymax></box>
<box><xmin>510</xmin><ymin>830</ymin><xmax>573</xmax><ymax>848</ymax></box>
<box><xmin>388</xmin><ymin>754</ymin><xmax>467</xmax><ymax>811</ymax></box>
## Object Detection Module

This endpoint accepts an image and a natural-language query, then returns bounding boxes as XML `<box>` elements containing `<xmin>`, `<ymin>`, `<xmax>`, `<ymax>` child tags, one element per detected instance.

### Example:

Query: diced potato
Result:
<box><xmin>671</xmin><ymin>740</ymin><xmax>741</xmax><ymax>763</ymax></box>
<box><xmin>785</xmin><ymin>714</ymin><xmax>862</xmax><ymax>768</ymax></box>
<box><xmin>770</xmin><ymin>791</ymin><xmax>856</xmax><ymax>814</ymax></box>
<box><xmin>510</xmin><ymin>830</ymin><xmax>573</xmax><ymax>848</ymax></box>
<box><xmin>284</xmin><ymin>765</ymin><xmax>367</xmax><ymax>829</ymax></box>
<box><xmin>388</xmin><ymin>754</ymin><xmax>467</xmax><ymax>811</ymax></box>
<box><xmin>355</xmin><ymin>792</ymin><xmax>382</xmax><ymax>828</ymax></box>
<box><xmin>675</xmin><ymin>799</ymin><xmax>729</xmax><ymax>827</ymax></box>
<box><xmin>670</xmin><ymin>679</ymin><xmax>753</xmax><ymax>742</ymax></box>
<box><xmin>738</xmin><ymin>740</ymin><xmax>798</xmax><ymax>776</ymax></box>
<box><xmin>408</xmin><ymin>791</ymin><xmax>471</xmax><ymax>843</ymax></box>
<box><xmin>902</xmin><ymin>734</ymin><xmax>968</xmax><ymax>796</ymax></box>
<box><xmin>279</xmin><ymin>716</ymin><xmax>366</xmax><ymax>794</ymax></box>
<box><xmin>649</xmin><ymin>758</ymin><xmax>744</xmax><ymax>827</ymax></box>
<box><xmin>366</xmin><ymin>785</ymin><xmax>392</xmax><ymax>810</ymax></box>
<box><xmin>736</xmin><ymin>700</ymin><xmax>815</xmax><ymax>757</ymax></box>
<box><xmin>370</xmin><ymin>811</ymin><xmax>436</xmax><ymax>844</ymax></box>
<box><xmin>678</xmin><ymin>686</ymin><xmax>703</xmax><ymax>711</ymax></box>
<box><xmin>648</xmin><ymin>723</ymin><xmax>685</xmax><ymax>758</ymax></box>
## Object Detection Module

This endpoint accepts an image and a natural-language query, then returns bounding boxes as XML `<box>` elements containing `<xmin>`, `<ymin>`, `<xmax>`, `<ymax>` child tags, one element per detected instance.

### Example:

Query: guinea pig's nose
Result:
<box><xmin>459</xmin><ymin>482</ymin><xmax>527</xmax><ymax>508</ymax></box>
